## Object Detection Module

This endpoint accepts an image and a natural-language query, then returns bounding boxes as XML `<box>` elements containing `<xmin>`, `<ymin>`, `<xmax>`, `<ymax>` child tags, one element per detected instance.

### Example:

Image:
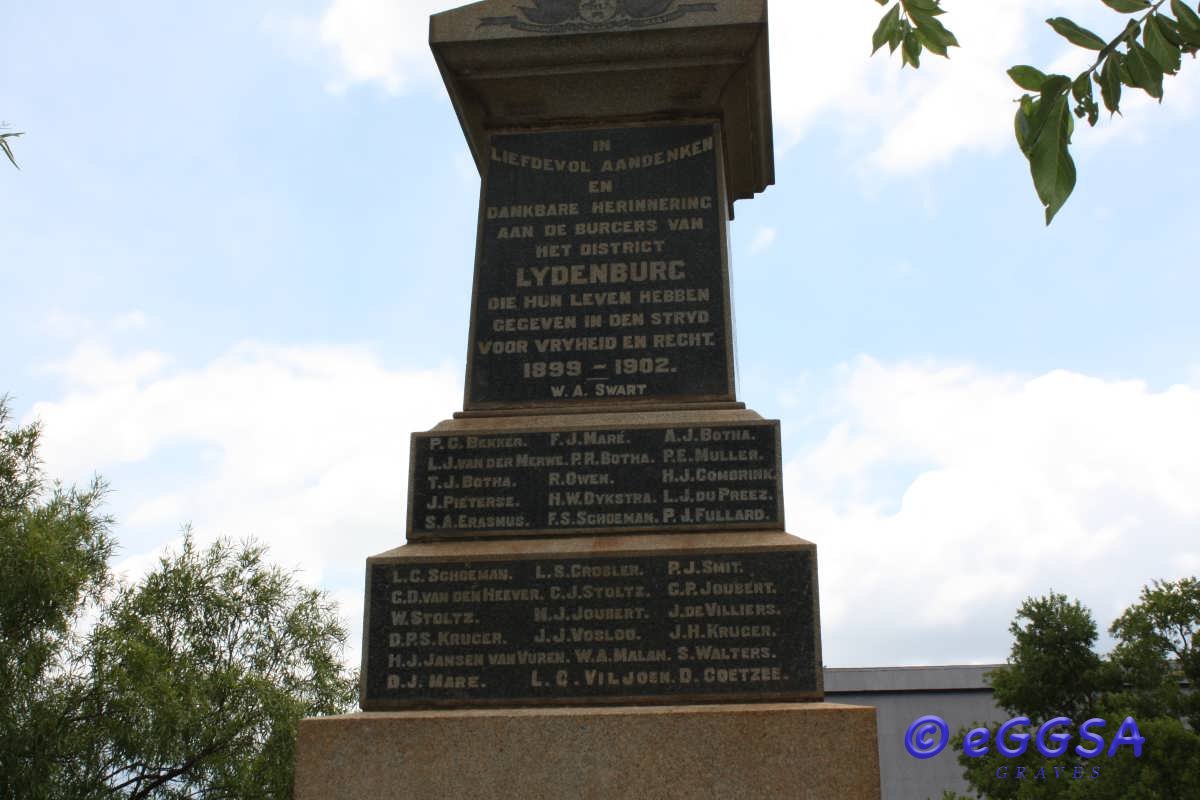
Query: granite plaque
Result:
<box><xmin>409</xmin><ymin>420</ymin><xmax>782</xmax><ymax>540</ymax></box>
<box><xmin>465</xmin><ymin>124</ymin><xmax>733</xmax><ymax>409</ymax></box>
<box><xmin>362</xmin><ymin>548</ymin><xmax>819</xmax><ymax>708</ymax></box>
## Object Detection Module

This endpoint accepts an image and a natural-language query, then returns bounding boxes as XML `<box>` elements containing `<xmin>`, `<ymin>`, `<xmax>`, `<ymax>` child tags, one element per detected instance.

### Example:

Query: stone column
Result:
<box><xmin>296</xmin><ymin>2</ymin><xmax>881</xmax><ymax>797</ymax></box>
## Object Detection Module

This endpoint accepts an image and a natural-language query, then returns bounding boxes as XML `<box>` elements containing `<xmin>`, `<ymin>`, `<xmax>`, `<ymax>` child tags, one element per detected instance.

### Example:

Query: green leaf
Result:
<box><xmin>1072</xmin><ymin>73</ymin><xmax>1100</xmax><ymax>126</ymax></box>
<box><xmin>1177</xmin><ymin>26</ymin><xmax>1200</xmax><ymax>49</ymax></box>
<box><xmin>1118</xmin><ymin>56</ymin><xmax>1138</xmax><ymax>88</ymax></box>
<box><xmin>1170</xmin><ymin>0</ymin><xmax>1200</xmax><ymax>45</ymax></box>
<box><xmin>873</xmin><ymin>5</ymin><xmax>903</xmax><ymax>54</ymax></box>
<box><xmin>911</xmin><ymin>11</ymin><xmax>959</xmax><ymax>55</ymax></box>
<box><xmin>0</xmin><ymin>132</ymin><xmax>21</xmax><ymax>170</ymax></box>
<box><xmin>1126</xmin><ymin>42</ymin><xmax>1166</xmax><ymax>98</ymax></box>
<box><xmin>1036</xmin><ymin>74</ymin><xmax>1075</xmax><ymax>101</ymax></box>
<box><xmin>1102</xmin><ymin>0</ymin><xmax>1151</xmax><ymax>12</ymax></box>
<box><xmin>1072</xmin><ymin>73</ymin><xmax>1091</xmax><ymax>101</ymax></box>
<box><xmin>1016</xmin><ymin>77</ymin><xmax>1070</xmax><ymax>156</ymax></box>
<box><xmin>1145</xmin><ymin>15</ymin><xmax>1183</xmax><ymax>72</ymax></box>
<box><xmin>903</xmin><ymin>0</ymin><xmax>944</xmax><ymax>15</ymax></box>
<box><xmin>1173</xmin><ymin>0</ymin><xmax>1200</xmax><ymax>32</ymax></box>
<box><xmin>1009</xmin><ymin>65</ymin><xmax>1050</xmax><ymax>91</ymax></box>
<box><xmin>1099</xmin><ymin>54</ymin><xmax>1124</xmax><ymax>113</ymax></box>
<box><xmin>1120</xmin><ymin>18</ymin><xmax>1143</xmax><ymax>44</ymax></box>
<box><xmin>1047</xmin><ymin>17</ymin><xmax>1109</xmax><ymax>50</ymax></box>
<box><xmin>901</xmin><ymin>29</ymin><xmax>923</xmax><ymax>68</ymax></box>
<box><xmin>1014</xmin><ymin>97</ymin><xmax>1037</xmax><ymax>153</ymax></box>
<box><xmin>1039</xmin><ymin>74</ymin><xmax>1073</xmax><ymax>99</ymax></box>
<box><xmin>873</xmin><ymin>0</ymin><xmax>889</xmax><ymax>6</ymax></box>
<box><xmin>1155</xmin><ymin>13</ymin><xmax>1187</xmax><ymax>46</ymax></box>
<box><xmin>915</xmin><ymin>29</ymin><xmax>945</xmax><ymax>56</ymax></box>
<box><xmin>1026</xmin><ymin>93</ymin><xmax>1077</xmax><ymax>225</ymax></box>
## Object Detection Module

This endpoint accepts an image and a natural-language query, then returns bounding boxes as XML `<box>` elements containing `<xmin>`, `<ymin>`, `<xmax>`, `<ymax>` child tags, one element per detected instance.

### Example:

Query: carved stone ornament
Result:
<box><xmin>480</xmin><ymin>0</ymin><xmax>718</xmax><ymax>33</ymax></box>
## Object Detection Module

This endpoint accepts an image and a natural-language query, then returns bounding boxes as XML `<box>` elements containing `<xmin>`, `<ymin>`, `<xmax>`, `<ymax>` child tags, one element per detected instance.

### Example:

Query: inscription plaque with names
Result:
<box><xmin>409</xmin><ymin>420</ymin><xmax>783</xmax><ymax>540</ymax></box>
<box><xmin>362</xmin><ymin>549</ymin><xmax>819</xmax><ymax>709</ymax></box>
<box><xmin>466</xmin><ymin>124</ymin><xmax>733</xmax><ymax>409</ymax></box>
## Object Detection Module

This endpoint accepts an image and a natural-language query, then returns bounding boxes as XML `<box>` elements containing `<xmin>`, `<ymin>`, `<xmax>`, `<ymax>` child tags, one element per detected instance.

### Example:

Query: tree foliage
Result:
<box><xmin>870</xmin><ymin>0</ymin><xmax>960</xmax><ymax>68</ymax></box>
<box><xmin>77</xmin><ymin>535</ymin><xmax>359</xmax><ymax>799</ymax></box>
<box><xmin>0</xmin><ymin>398</ymin><xmax>114</xmax><ymax>797</ymax></box>
<box><xmin>869</xmin><ymin>0</ymin><xmax>1200</xmax><ymax>223</ymax></box>
<box><xmin>1109</xmin><ymin>577</ymin><xmax>1200</xmax><ymax>731</ymax></box>
<box><xmin>0</xmin><ymin>396</ymin><xmax>358</xmax><ymax>799</ymax></box>
<box><xmin>987</xmin><ymin>593</ymin><xmax>1117</xmax><ymax>723</ymax></box>
<box><xmin>951</xmin><ymin>584</ymin><xmax>1200</xmax><ymax>799</ymax></box>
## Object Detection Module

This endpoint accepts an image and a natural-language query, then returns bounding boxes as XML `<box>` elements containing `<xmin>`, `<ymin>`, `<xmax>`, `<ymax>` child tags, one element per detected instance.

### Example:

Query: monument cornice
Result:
<box><xmin>430</xmin><ymin>0</ymin><xmax>774</xmax><ymax>211</ymax></box>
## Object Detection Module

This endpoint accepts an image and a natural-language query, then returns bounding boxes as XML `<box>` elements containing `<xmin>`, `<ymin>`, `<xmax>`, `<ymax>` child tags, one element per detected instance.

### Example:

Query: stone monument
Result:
<box><xmin>295</xmin><ymin>1</ymin><xmax>881</xmax><ymax>797</ymax></box>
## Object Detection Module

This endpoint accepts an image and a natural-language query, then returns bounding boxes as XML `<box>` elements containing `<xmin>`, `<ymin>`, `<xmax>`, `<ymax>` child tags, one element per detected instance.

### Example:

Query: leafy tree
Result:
<box><xmin>987</xmin><ymin>593</ymin><xmax>1119</xmax><ymax>723</ymax></box>
<box><xmin>74</xmin><ymin>533</ymin><xmax>358</xmax><ymax>799</ymax></box>
<box><xmin>0</xmin><ymin>398</ymin><xmax>114</xmax><ymax>797</ymax></box>
<box><xmin>951</xmin><ymin>584</ymin><xmax>1200</xmax><ymax>799</ymax></box>
<box><xmin>1109</xmin><ymin>577</ymin><xmax>1200</xmax><ymax>730</ymax></box>
<box><xmin>0</xmin><ymin>396</ymin><xmax>358</xmax><ymax>799</ymax></box>
<box><xmin>868</xmin><ymin>0</ymin><xmax>1200</xmax><ymax>223</ymax></box>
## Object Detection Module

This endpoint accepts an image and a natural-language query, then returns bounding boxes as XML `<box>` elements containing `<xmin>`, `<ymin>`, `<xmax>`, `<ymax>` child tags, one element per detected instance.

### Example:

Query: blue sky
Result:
<box><xmin>3</xmin><ymin>0</ymin><xmax>1198</xmax><ymax>670</ymax></box>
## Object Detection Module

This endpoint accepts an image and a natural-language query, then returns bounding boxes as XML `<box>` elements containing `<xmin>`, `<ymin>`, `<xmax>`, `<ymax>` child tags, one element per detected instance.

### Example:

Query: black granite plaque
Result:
<box><xmin>465</xmin><ymin>124</ymin><xmax>733</xmax><ymax>409</ymax></box>
<box><xmin>408</xmin><ymin>421</ymin><xmax>783</xmax><ymax>540</ymax></box>
<box><xmin>362</xmin><ymin>549</ymin><xmax>820</xmax><ymax>708</ymax></box>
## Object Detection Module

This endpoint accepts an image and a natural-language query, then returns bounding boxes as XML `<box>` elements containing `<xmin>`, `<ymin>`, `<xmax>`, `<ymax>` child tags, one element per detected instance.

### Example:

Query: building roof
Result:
<box><xmin>825</xmin><ymin>665</ymin><xmax>1004</xmax><ymax>694</ymax></box>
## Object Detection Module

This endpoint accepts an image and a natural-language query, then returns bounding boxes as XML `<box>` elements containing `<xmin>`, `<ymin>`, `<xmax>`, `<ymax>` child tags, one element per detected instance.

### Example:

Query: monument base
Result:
<box><xmin>294</xmin><ymin>702</ymin><xmax>880</xmax><ymax>799</ymax></box>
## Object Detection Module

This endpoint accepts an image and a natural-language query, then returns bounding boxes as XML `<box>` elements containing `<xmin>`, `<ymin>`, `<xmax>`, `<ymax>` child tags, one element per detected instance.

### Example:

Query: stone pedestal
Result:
<box><xmin>295</xmin><ymin>703</ymin><xmax>881</xmax><ymax>800</ymax></box>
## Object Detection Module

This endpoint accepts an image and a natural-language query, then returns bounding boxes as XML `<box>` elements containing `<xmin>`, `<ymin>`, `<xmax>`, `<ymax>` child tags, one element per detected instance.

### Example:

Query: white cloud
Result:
<box><xmin>770</xmin><ymin>0</ymin><xmax>1049</xmax><ymax>171</ymax></box>
<box><xmin>42</xmin><ymin>341</ymin><xmax>171</xmax><ymax>390</ymax></box>
<box><xmin>749</xmin><ymin>226</ymin><xmax>778</xmax><ymax>255</ymax></box>
<box><xmin>769</xmin><ymin>0</ymin><xmax>1200</xmax><ymax>173</ymax></box>
<box><xmin>43</xmin><ymin>309</ymin><xmax>95</xmax><ymax>340</ymax></box>
<box><xmin>314</xmin><ymin>0</ymin><xmax>450</xmax><ymax>93</ymax></box>
<box><xmin>866</xmin><ymin>1</ymin><xmax>1038</xmax><ymax>174</ymax></box>
<box><xmin>28</xmin><ymin>340</ymin><xmax>461</xmax><ymax>668</ymax></box>
<box><xmin>112</xmin><ymin>310</ymin><xmax>148</xmax><ymax>332</ymax></box>
<box><xmin>790</xmin><ymin>358</ymin><xmax>1200</xmax><ymax>666</ymax></box>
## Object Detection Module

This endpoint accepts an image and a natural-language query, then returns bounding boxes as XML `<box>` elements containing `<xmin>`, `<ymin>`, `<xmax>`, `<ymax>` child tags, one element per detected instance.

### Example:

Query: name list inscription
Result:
<box><xmin>362</xmin><ymin>550</ymin><xmax>818</xmax><ymax>708</ymax></box>
<box><xmin>467</xmin><ymin>124</ymin><xmax>731</xmax><ymax>408</ymax></box>
<box><xmin>409</xmin><ymin>421</ymin><xmax>782</xmax><ymax>540</ymax></box>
